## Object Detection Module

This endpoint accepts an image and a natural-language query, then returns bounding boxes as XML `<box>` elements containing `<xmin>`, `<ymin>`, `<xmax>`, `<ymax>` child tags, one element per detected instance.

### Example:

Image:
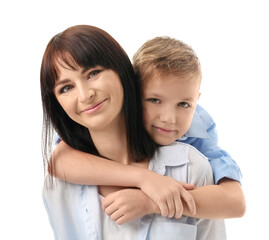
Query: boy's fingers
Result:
<box><xmin>110</xmin><ymin>209</ymin><xmax>124</xmax><ymax>222</ymax></box>
<box><xmin>180</xmin><ymin>182</ymin><xmax>195</xmax><ymax>190</ymax></box>
<box><xmin>166</xmin><ymin>197</ymin><xmax>176</xmax><ymax>218</ymax></box>
<box><xmin>181</xmin><ymin>190</ymin><xmax>196</xmax><ymax>216</ymax></box>
<box><xmin>104</xmin><ymin>203</ymin><xmax>118</xmax><ymax>216</ymax></box>
<box><xmin>116</xmin><ymin>215</ymin><xmax>127</xmax><ymax>225</ymax></box>
<box><xmin>157</xmin><ymin>200</ymin><xmax>169</xmax><ymax>217</ymax></box>
<box><xmin>101</xmin><ymin>195</ymin><xmax>114</xmax><ymax>209</ymax></box>
<box><xmin>174</xmin><ymin>194</ymin><xmax>183</xmax><ymax>218</ymax></box>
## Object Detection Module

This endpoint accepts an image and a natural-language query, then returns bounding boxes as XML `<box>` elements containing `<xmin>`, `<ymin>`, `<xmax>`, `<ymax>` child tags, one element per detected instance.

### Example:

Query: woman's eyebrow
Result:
<box><xmin>55</xmin><ymin>79</ymin><xmax>70</xmax><ymax>87</ymax></box>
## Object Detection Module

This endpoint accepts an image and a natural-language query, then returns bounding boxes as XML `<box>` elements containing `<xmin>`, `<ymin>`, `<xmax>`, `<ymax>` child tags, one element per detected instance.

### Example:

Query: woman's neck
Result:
<box><xmin>89</xmin><ymin>115</ymin><xmax>130</xmax><ymax>164</ymax></box>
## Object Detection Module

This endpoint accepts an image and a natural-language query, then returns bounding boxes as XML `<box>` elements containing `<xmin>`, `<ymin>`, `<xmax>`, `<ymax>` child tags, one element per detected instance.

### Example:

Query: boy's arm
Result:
<box><xmin>50</xmin><ymin>140</ymin><xmax>196</xmax><ymax>218</ymax></box>
<box><xmin>101</xmin><ymin>149</ymin><xmax>245</xmax><ymax>223</ymax></box>
<box><xmin>181</xmin><ymin>105</ymin><xmax>242</xmax><ymax>184</ymax></box>
<box><xmin>50</xmin><ymin>140</ymin><xmax>141</xmax><ymax>186</ymax></box>
<box><xmin>100</xmin><ymin>178</ymin><xmax>245</xmax><ymax>224</ymax></box>
<box><xmin>180</xmin><ymin>105</ymin><xmax>245</xmax><ymax>218</ymax></box>
<box><xmin>100</xmin><ymin>171</ymin><xmax>245</xmax><ymax>224</ymax></box>
<box><xmin>183</xmin><ymin>179</ymin><xmax>246</xmax><ymax>218</ymax></box>
<box><xmin>183</xmin><ymin>137</ymin><xmax>246</xmax><ymax>218</ymax></box>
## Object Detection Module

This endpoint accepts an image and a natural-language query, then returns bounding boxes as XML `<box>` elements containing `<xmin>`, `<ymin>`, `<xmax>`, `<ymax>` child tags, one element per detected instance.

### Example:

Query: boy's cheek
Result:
<box><xmin>143</xmin><ymin>106</ymin><xmax>154</xmax><ymax>124</ymax></box>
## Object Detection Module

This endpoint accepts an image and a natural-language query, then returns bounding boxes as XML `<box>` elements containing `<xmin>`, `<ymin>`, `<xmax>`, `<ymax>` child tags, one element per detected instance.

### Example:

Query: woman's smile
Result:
<box><xmin>80</xmin><ymin>98</ymin><xmax>108</xmax><ymax>114</ymax></box>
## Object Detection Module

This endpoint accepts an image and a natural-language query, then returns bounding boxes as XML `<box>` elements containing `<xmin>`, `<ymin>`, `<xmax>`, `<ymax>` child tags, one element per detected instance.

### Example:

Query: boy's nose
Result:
<box><xmin>159</xmin><ymin>108</ymin><xmax>176</xmax><ymax>124</ymax></box>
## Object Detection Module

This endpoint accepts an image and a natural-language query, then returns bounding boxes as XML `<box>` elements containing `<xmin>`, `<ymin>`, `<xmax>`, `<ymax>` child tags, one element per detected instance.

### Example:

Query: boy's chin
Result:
<box><xmin>153</xmin><ymin>138</ymin><xmax>177</xmax><ymax>146</ymax></box>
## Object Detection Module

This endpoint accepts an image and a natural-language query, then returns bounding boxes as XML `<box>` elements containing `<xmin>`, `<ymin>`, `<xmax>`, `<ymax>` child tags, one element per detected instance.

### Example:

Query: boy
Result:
<box><xmin>50</xmin><ymin>36</ymin><xmax>245</xmax><ymax>223</ymax></box>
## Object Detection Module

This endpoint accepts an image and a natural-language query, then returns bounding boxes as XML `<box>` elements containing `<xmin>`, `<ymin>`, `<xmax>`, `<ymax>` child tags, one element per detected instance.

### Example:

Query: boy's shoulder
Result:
<box><xmin>195</xmin><ymin>104</ymin><xmax>214</xmax><ymax>128</ymax></box>
<box><xmin>179</xmin><ymin>104</ymin><xmax>214</xmax><ymax>140</ymax></box>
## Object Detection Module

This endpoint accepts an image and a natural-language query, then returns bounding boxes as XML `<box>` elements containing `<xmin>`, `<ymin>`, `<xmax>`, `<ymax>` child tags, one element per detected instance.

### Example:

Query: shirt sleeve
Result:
<box><xmin>181</xmin><ymin>105</ymin><xmax>242</xmax><ymax>184</ymax></box>
<box><xmin>42</xmin><ymin>177</ymin><xmax>91</xmax><ymax>240</ymax></box>
<box><xmin>55</xmin><ymin>134</ymin><xmax>61</xmax><ymax>145</ymax></box>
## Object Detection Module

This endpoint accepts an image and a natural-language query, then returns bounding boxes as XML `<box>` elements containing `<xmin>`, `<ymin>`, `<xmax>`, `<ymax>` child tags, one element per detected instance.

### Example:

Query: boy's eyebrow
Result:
<box><xmin>180</xmin><ymin>97</ymin><xmax>194</xmax><ymax>101</ymax></box>
<box><xmin>145</xmin><ymin>92</ymin><xmax>194</xmax><ymax>102</ymax></box>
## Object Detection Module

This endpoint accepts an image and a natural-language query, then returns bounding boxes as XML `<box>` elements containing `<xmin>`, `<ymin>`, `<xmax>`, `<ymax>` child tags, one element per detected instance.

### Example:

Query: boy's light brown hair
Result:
<box><xmin>132</xmin><ymin>36</ymin><xmax>201</xmax><ymax>83</ymax></box>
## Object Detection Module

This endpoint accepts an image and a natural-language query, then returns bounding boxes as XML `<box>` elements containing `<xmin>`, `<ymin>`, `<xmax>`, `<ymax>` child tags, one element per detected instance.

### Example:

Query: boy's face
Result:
<box><xmin>142</xmin><ymin>74</ymin><xmax>201</xmax><ymax>146</ymax></box>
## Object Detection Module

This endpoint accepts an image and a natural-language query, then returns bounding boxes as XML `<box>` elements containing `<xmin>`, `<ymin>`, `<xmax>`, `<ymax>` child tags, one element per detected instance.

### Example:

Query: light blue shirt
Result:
<box><xmin>43</xmin><ymin>142</ymin><xmax>226</xmax><ymax>240</ymax></box>
<box><xmin>178</xmin><ymin>104</ymin><xmax>242</xmax><ymax>184</ymax></box>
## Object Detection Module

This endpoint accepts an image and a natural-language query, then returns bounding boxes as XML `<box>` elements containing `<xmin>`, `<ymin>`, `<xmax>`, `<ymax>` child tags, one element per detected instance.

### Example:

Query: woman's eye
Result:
<box><xmin>146</xmin><ymin>98</ymin><xmax>160</xmax><ymax>104</ymax></box>
<box><xmin>60</xmin><ymin>85</ymin><xmax>73</xmax><ymax>94</ymax></box>
<box><xmin>178</xmin><ymin>102</ymin><xmax>190</xmax><ymax>108</ymax></box>
<box><xmin>88</xmin><ymin>70</ymin><xmax>101</xmax><ymax>79</ymax></box>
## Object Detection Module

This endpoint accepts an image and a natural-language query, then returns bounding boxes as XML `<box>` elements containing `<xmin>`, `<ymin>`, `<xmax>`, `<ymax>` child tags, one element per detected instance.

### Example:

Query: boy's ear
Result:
<box><xmin>198</xmin><ymin>92</ymin><xmax>201</xmax><ymax>100</ymax></box>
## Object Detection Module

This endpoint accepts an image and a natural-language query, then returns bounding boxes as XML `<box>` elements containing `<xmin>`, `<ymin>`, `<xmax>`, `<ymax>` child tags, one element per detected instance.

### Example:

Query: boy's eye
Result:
<box><xmin>178</xmin><ymin>102</ymin><xmax>190</xmax><ymax>108</ymax></box>
<box><xmin>60</xmin><ymin>85</ymin><xmax>73</xmax><ymax>94</ymax></box>
<box><xmin>146</xmin><ymin>98</ymin><xmax>161</xmax><ymax>104</ymax></box>
<box><xmin>88</xmin><ymin>70</ymin><xmax>101</xmax><ymax>79</ymax></box>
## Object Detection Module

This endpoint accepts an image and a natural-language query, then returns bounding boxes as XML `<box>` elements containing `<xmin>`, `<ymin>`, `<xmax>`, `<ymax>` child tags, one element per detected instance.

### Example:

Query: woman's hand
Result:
<box><xmin>137</xmin><ymin>171</ymin><xmax>196</xmax><ymax>218</ymax></box>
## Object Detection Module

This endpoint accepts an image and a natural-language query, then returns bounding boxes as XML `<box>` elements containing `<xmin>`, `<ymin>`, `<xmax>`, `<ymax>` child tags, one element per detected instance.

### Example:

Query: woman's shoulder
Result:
<box><xmin>170</xmin><ymin>142</ymin><xmax>214</xmax><ymax>186</ymax></box>
<box><xmin>170</xmin><ymin>141</ymin><xmax>208</xmax><ymax>161</ymax></box>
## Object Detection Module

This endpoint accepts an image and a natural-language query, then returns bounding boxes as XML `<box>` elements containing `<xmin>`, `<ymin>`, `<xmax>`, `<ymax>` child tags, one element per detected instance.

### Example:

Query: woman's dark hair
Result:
<box><xmin>40</xmin><ymin>25</ymin><xmax>158</xmax><ymax>175</ymax></box>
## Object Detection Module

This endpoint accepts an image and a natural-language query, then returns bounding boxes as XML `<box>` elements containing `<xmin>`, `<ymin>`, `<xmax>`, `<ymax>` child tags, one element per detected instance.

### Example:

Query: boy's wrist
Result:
<box><xmin>135</xmin><ymin>168</ymin><xmax>152</xmax><ymax>189</ymax></box>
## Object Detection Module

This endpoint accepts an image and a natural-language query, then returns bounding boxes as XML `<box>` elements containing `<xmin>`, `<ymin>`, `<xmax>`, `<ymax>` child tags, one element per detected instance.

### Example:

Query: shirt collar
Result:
<box><xmin>149</xmin><ymin>142</ymin><xmax>189</xmax><ymax>175</ymax></box>
<box><xmin>179</xmin><ymin>109</ymin><xmax>209</xmax><ymax>140</ymax></box>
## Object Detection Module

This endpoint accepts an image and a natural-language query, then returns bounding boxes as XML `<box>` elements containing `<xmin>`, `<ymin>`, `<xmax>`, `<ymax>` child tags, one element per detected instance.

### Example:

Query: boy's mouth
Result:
<box><xmin>153</xmin><ymin>125</ymin><xmax>175</xmax><ymax>134</ymax></box>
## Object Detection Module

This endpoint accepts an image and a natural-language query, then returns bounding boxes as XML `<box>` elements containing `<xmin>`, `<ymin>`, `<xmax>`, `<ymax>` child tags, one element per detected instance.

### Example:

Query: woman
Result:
<box><xmin>41</xmin><ymin>25</ymin><xmax>225</xmax><ymax>239</ymax></box>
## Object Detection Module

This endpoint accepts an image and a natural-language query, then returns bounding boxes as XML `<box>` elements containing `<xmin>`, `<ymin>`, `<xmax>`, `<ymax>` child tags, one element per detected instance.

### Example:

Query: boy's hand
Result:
<box><xmin>101</xmin><ymin>188</ymin><xmax>159</xmax><ymax>225</ymax></box>
<box><xmin>138</xmin><ymin>171</ymin><xmax>196</xmax><ymax>218</ymax></box>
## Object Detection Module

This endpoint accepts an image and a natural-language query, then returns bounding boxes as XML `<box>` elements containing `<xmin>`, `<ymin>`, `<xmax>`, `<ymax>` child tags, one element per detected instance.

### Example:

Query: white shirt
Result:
<box><xmin>43</xmin><ymin>142</ymin><xmax>226</xmax><ymax>239</ymax></box>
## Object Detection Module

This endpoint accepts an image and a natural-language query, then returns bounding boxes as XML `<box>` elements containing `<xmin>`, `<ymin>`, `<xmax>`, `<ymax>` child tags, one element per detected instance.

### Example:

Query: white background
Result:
<box><xmin>1</xmin><ymin>0</ymin><xmax>268</xmax><ymax>239</ymax></box>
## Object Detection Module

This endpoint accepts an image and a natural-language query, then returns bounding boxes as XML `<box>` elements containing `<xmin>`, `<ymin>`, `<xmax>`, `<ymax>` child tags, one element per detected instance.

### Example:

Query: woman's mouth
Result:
<box><xmin>81</xmin><ymin>98</ymin><xmax>108</xmax><ymax>114</ymax></box>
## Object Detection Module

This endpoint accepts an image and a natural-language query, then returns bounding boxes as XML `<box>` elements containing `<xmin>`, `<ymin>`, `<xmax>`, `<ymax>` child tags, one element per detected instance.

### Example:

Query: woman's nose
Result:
<box><xmin>78</xmin><ymin>87</ymin><xmax>96</xmax><ymax>103</ymax></box>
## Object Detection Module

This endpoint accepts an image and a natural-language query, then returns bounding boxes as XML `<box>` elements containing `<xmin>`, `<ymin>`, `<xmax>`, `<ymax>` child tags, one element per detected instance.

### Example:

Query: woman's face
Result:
<box><xmin>53</xmin><ymin>61</ymin><xmax>124</xmax><ymax>132</ymax></box>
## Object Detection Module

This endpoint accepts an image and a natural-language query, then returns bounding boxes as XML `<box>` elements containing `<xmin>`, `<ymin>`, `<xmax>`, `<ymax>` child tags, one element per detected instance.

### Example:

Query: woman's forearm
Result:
<box><xmin>183</xmin><ymin>179</ymin><xmax>246</xmax><ymax>219</ymax></box>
